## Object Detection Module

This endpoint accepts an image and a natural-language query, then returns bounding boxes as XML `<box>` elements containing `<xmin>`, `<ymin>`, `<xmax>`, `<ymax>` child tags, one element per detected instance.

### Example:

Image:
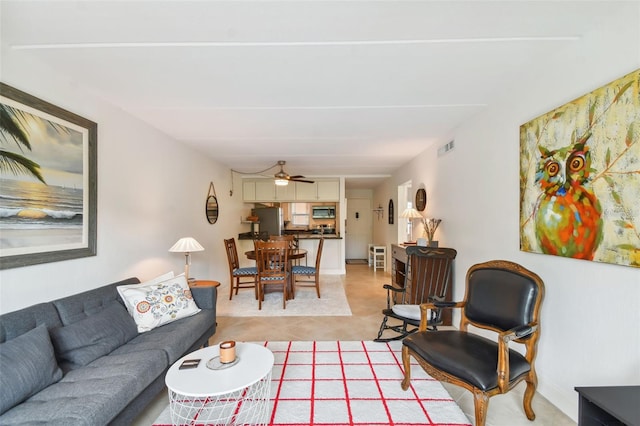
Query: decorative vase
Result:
<box><xmin>428</xmin><ymin>240</ymin><xmax>438</xmax><ymax>248</ymax></box>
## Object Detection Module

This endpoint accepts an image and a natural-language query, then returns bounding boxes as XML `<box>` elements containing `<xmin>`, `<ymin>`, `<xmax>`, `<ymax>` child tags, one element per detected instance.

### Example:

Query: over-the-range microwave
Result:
<box><xmin>312</xmin><ymin>206</ymin><xmax>336</xmax><ymax>219</ymax></box>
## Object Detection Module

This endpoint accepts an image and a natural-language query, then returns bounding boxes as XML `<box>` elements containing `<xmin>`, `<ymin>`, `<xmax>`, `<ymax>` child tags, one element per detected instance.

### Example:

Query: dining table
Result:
<box><xmin>245</xmin><ymin>249</ymin><xmax>307</xmax><ymax>300</ymax></box>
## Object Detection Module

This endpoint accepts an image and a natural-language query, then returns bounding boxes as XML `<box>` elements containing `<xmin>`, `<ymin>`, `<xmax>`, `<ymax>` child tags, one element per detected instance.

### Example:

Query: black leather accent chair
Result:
<box><xmin>401</xmin><ymin>260</ymin><xmax>545</xmax><ymax>426</ymax></box>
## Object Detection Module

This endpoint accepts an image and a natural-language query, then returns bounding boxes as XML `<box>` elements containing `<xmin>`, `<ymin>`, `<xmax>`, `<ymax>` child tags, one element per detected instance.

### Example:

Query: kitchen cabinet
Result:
<box><xmin>294</xmin><ymin>179</ymin><xmax>340</xmax><ymax>201</ymax></box>
<box><xmin>242</xmin><ymin>179</ymin><xmax>296</xmax><ymax>201</ymax></box>
<box><xmin>295</xmin><ymin>182</ymin><xmax>317</xmax><ymax>200</ymax></box>
<box><xmin>243</xmin><ymin>178</ymin><xmax>339</xmax><ymax>202</ymax></box>
<box><xmin>242</xmin><ymin>181</ymin><xmax>256</xmax><ymax>201</ymax></box>
<box><xmin>255</xmin><ymin>180</ymin><xmax>276</xmax><ymax>200</ymax></box>
<box><xmin>275</xmin><ymin>182</ymin><xmax>296</xmax><ymax>200</ymax></box>
<box><xmin>317</xmin><ymin>180</ymin><xmax>340</xmax><ymax>200</ymax></box>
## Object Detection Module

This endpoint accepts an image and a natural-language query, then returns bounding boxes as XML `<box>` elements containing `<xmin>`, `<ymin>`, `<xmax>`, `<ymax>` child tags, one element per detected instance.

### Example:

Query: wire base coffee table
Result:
<box><xmin>165</xmin><ymin>342</ymin><xmax>274</xmax><ymax>425</ymax></box>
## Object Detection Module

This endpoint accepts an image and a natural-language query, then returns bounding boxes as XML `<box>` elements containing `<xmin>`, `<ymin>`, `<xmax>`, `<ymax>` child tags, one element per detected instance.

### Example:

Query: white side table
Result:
<box><xmin>165</xmin><ymin>343</ymin><xmax>274</xmax><ymax>425</ymax></box>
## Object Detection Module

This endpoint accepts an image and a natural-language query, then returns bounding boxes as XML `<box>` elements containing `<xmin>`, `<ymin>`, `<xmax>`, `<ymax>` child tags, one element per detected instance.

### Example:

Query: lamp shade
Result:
<box><xmin>400</xmin><ymin>208</ymin><xmax>423</xmax><ymax>219</ymax></box>
<box><xmin>169</xmin><ymin>237</ymin><xmax>204</xmax><ymax>253</ymax></box>
<box><xmin>274</xmin><ymin>178</ymin><xmax>289</xmax><ymax>186</ymax></box>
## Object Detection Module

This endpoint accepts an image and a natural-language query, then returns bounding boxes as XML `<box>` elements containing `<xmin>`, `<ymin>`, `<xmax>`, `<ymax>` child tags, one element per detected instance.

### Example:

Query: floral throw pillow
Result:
<box><xmin>117</xmin><ymin>274</ymin><xmax>200</xmax><ymax>333</ymax></box>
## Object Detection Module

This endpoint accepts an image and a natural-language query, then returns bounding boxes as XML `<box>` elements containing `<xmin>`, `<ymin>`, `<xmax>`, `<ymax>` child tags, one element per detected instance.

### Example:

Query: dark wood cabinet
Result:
<box><xmin>575</xmin><ymin>386</ymin><xmax>640</xmax><ymax>426</ymax></box>
<box><xmin>390</xmin><ymin>244</ymin><xmax>453</xmax><ymax>326</ymax></box>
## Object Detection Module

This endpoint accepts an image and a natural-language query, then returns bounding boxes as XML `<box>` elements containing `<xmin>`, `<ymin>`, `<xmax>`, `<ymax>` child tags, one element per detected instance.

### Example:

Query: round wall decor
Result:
<box><xmin>206</xmin><ymin>182</ymin><xmax>219</xmax><ymax>224</ymax></box>
<box><xmin>415</xmin><ymin>188</ymin><xmax>427</xmax><ymax>211</ymax></box>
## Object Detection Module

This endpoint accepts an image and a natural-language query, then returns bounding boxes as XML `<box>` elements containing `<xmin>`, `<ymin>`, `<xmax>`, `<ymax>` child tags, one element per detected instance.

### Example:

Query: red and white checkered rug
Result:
<box><xmin>153</xmin><ymin>340</ymin><xmax>471</xmax><ymax>426</ymax></box>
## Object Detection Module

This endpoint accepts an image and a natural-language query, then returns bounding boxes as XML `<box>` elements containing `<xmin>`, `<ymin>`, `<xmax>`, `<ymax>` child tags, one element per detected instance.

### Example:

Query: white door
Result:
<box><xmin>345</xmin><ymin>198</ymin><xmax>372</xmax><ymax>259</ymax></box>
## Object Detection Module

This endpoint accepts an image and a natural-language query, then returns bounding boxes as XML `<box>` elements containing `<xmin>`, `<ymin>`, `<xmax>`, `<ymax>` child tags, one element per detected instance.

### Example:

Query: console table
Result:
<box><xmin>575</xmin><ymin>386</ymin><xmax>640</xmax><ymax>425</ymax></box>
<box><xmin>390</xmin><ymin>244</ymin><xmax>453</xmax><ymax>326</ymax></box>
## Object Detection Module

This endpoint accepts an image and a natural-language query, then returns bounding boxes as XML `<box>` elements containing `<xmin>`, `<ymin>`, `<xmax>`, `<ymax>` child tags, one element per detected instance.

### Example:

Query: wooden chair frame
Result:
<box><xmin>292</xmin><ymin>237</ymin><xmax>323</xmax><ymax>298</ymax></box>
<box><xmin>255</xmin><ymin>240</ymin><xmax>290</xmax><ymax>309</ymax></box>
<box><xmin>401</xmin><ymin>260</ymin><xmax>545</xmax><ymax>426</ymax></box>
<box><xmin>224</xmin><ymin>238</ymin><xmax>257</xmax><ymax>300</ymax></box>
<box><xmin>375</xmin><ymin>246</ymin><xmax>457</xmax><ymax>342</ymax></box>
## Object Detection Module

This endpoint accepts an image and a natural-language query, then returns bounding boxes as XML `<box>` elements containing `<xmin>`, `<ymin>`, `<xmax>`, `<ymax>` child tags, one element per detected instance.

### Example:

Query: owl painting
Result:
<box><xmin>534</xmin><ymin>140</ymin><xmax>603</xmax><ymax>260</ymax></box>
<box><xmin>520</xmin><ymin>69</ymin><xmax>639</xmax><ymax>268</ymax></box>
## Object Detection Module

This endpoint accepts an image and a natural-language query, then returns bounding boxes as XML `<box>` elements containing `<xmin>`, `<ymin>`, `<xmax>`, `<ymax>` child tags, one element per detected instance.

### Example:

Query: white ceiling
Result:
<box><xmin>0</xmin><ymin>1</ymin><xmax>620</xmax><ymax>188</ymax></box>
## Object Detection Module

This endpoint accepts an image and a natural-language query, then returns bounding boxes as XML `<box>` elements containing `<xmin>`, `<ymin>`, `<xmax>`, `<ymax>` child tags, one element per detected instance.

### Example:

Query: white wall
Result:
<box><xmin>0</xmin><ymin>49</ymin><xmax>246</xmax><ymax>313</ymax></box>
<box><xmin>373</xmin><ymin>4</ymin><xmax>640</xmax><ymax>421</ymax></box>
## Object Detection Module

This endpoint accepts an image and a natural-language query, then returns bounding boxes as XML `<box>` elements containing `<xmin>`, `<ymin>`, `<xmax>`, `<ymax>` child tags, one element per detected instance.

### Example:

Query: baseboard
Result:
<box><xmin>538</xmin><ymin>377</ymin><xmax>578</xmax><ymax>422</ymax></box>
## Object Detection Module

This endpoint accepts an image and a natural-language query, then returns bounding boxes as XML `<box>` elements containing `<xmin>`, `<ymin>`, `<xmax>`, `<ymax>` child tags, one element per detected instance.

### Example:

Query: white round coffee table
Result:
<box><xmin>165</xmin><ymin>342</ymin><xmax>274</xmax><ymax>425</ymax></box>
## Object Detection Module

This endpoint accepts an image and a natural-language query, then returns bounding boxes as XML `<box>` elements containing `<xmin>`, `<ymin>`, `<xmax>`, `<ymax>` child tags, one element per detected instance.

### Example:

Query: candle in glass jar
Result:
<box><xmin>219</xmin><ymin>341</ymin><xmax>236</xmax><ymax>363</ymax></box>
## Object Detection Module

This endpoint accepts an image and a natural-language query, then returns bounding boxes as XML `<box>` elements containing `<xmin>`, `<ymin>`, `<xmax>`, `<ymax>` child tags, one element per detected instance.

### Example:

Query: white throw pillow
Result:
<box><xmin>117</xmin><ymin>271</ymin><xmax>175</xmax><ymax>316</ymax></box>
<box><xmin>117</xmin><ymin>273</ymin><xmax>200</xmax><ymax>333</ymax></box>
<box><xmin>391</xmin><ymin>304</ymin><xmax>429</xmax><ymax>321</ymax></box>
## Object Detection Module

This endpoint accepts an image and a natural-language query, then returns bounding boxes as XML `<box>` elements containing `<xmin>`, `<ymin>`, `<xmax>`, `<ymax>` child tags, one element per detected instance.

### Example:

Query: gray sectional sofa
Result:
<box><xmin>0</xmin><ymin>277</ymin><xmax>217</xmax><ymax>425</ymax></box>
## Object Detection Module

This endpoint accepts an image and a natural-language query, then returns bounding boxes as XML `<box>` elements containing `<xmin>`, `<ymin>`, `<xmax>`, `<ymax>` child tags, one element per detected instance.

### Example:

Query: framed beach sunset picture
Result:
<box><xmin>0</xmin><ymin>83</ymin><xmax>97</xmax><ymax>269</ymax></box>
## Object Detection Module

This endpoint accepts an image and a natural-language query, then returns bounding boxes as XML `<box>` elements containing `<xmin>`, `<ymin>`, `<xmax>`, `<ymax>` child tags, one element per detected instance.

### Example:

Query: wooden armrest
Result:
<box><xmin>496</xmin><ymin>322</ymin><xmax>538</xmax><ymax>391</ymax></box>
<box><xmin>418</xmin><ymin>301</ymin><xmax>464</xmax><ymax>330</ymax></box>
<box><xmin>500</xmin><ymin>323</ymin><xmax>538</xmax><ymax>342</ymax></box>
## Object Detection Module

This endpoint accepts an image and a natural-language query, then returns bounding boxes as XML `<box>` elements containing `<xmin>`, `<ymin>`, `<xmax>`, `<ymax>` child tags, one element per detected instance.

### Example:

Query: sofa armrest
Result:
<box><xmin>190</xmin><ymin>285</ymin><xmax>217</xmax><ymax>310</ymax></box>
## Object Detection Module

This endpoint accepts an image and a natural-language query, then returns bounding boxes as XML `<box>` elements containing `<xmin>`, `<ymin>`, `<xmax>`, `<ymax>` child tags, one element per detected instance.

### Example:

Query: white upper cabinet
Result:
<box><xmin>294</xmin><ymin>182</ymin><xmax>317</xmax><ymax>200</ymax></box>
<box><xmin>255</xmin><ymin>180</ymin><xmax>276</xmax><ymax>200</ymax></box>
<box><xmin>243</xmin><ymin>178</ymin><xmax>339</xmax><ymax>202</ymax></box>
<box><xmin>295</xmin><ymin>180</ymin><xmax>340</xmax><ymax>201</ymax></box>
<box><xmin>275</xmin><ymin>182</ymin><xmax>296</xmax><ymax>200</ymax></box>
<box><xmin>242</xmin><ymin>181</ymin><xmax>257</xmax><ymax>201</ymax></box>
<box><xmin>316</xmin><ymin>180</ymin><xmax>340</xmax><ymax>200</ymax></box>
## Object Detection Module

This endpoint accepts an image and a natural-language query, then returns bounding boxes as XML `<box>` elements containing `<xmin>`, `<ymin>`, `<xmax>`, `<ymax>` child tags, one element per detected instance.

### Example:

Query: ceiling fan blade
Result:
<box><xmin>292</xmin><ymin>178</ymin><xmax>315</xmax><ymax>184</ymax></box>
<box><xmin>288</xmin><ymin>175</ymin><xmax>305</xmax><ymax>179</ymax></box>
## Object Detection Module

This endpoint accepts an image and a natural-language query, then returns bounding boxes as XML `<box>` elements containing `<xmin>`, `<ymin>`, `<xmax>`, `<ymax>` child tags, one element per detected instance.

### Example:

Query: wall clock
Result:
<box><xmin>415</xmin><ymin>188</ymin><xmax>427</xmax><ymax>211</ymax></box>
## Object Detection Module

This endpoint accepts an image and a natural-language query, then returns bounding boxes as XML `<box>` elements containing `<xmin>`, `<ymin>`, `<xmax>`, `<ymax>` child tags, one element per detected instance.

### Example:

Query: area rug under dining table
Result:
<box><xmin>153</xmin><ymin>340</ymin><xmax>471</xmax><ymax>426</ymax></box>
<box><xmin>216</xmin><ymin>275</ymin><xmax>352</xmax><ymax>317</ymax></box>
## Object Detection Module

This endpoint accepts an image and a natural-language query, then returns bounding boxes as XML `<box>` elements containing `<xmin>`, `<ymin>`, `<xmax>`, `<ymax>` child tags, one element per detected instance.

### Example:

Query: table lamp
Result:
<box><xmin>169</xmin><ymin>237</ymin><xmax>204</xmax><ymax>281</ymax></box>
<box><xmin>400</xmin><ymin>208</ymin><xmax>423</xmax><ymax>243</ymax></box>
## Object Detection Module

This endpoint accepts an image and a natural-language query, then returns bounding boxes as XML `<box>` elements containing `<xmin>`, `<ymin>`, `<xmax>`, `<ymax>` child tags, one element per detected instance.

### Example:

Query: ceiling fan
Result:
<box><xmin>273</xmin><ymin>160</ymin><xmax>314</xmax><ymax>185</ymax></box>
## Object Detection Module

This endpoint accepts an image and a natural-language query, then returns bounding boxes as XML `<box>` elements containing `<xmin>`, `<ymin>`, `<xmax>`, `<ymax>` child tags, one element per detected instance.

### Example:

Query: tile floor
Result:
<box><xmin>132</xmin><ymin>264</ymin><xmax>576</xmax><ymax>425</ymax></box>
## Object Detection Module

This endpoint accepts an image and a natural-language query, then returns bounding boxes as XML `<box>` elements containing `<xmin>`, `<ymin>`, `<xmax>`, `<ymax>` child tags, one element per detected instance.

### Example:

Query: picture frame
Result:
<box><xmin>519</xmin><ymin>69</ymin><xmax>639</xmax><ymax>268</ymax></box>
<box><xmin>0</xmin><ymin>83</ymin><xmax>97</xmax><ymax>269</ymax></box>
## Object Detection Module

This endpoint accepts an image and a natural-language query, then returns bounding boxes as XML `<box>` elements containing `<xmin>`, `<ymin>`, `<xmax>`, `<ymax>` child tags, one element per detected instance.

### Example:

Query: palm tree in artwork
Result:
<box><xmin>0</xmin><ymin>104</ymin><xmax>46</xmax><ymax>184</ymax></box>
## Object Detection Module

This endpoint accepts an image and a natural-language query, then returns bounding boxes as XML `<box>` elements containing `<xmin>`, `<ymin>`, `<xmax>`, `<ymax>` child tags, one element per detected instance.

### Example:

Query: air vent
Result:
<box><xmin>438</xmin><ymin>140</ymin><xmax>455</xmax><ymax>157</ymax></box>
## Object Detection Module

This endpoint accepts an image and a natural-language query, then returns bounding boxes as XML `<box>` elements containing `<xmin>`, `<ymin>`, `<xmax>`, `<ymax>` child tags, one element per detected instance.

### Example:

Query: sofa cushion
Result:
<box><xmin>50</xmin><ymin>301</ymin><xmax>138</xmax><ymax>372</ymax></box>
<box><xmin>112</xmin><ymin>308</ymin><xmax>216</xmax><ymax>364</ymax></box>
<box><xmin>0</xmin><ymin>324</ymin><xmax>63</xmax><ymax>415</ymax></box>
<box><xmin>117</xmin><ymin>274</ymin><xmax>201</xmax><ymax>333</ymax></box>
<box><xmin>53</xmin><ymin>278</ymin><xmax>140</xmax><ymax>326</ymax></box>
<box><xmin>0</xmin><ymin>349</ymin><xmax>168</xmax><ymax>426</ymax></box>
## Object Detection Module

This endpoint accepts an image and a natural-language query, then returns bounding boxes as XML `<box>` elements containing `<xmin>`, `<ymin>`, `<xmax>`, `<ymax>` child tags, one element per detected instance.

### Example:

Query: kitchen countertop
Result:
<box><xmin>296</xmin><ymin>234</ymin><xmax>341</xmax><ymax>239</ymax></box>
<box><xmin>238</xmin><ymin>232</ymin><xmax>341</xmax><ymax>240</ymax></box>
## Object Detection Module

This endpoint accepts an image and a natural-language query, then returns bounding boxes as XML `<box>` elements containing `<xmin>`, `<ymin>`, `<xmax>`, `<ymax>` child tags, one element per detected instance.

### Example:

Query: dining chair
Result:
<box><xmin>223</xmin><ymin>238</ymin><xmax>258</xmax><ymax>300</ymax></box>
<box><xmin>291</xmin><ymin>237</ymin><xmax>323</xmax><ymax>298</ymax></box>
<box><xmin>254</xmin><ymin>240</ymin><xmax>290</xmax><ymax>309</ymax></box>
<box><xmin>269</xmin><ymin>234</ymin><xmax>305</xmax><ymax>266</ymax></box>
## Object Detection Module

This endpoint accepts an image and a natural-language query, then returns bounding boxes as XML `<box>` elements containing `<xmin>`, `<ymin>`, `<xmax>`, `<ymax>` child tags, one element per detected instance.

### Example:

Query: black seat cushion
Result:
<box><xmin>403</xmin><ymin>330</ymin><xmax>531</xmax><ymax>391</ymax></box>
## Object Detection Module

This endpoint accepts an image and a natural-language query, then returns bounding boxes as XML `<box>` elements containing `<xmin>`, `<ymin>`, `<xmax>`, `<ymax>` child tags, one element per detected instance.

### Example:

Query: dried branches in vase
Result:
<box><xmin>421</xmin><ymin>218</ymin><xmax>442</xmax><ymax>244</ymax></box>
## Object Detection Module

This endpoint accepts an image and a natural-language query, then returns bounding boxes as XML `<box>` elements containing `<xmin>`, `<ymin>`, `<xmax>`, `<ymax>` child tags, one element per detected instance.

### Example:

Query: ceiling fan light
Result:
<box><xmin>275</xmin><ymin>178</ymin><xmax>289</xmax><ymax>186</ymax></box>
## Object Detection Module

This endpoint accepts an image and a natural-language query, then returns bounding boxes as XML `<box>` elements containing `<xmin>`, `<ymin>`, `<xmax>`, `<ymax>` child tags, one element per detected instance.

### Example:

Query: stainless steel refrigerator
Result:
<box><xmin>251</xmin><ymin>207</ymin><xmax>283</xmax><ymax>236</ymax></box>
